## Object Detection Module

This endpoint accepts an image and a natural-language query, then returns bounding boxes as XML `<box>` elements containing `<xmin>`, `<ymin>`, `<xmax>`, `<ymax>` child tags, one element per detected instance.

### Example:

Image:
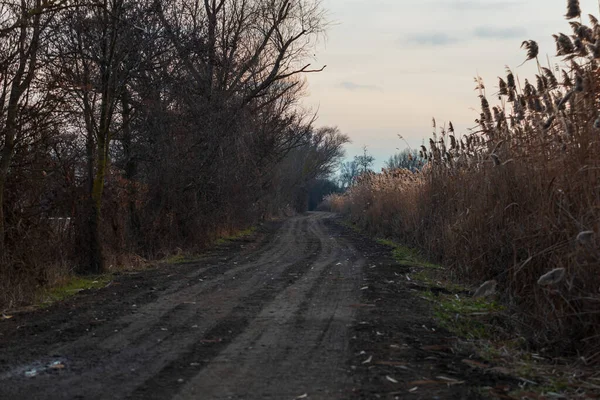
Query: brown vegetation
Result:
<box><xmin>329</xmin><ymin>2</ymin><xmax>600</xmax><ymax>363</ymax></box>
<box><xmin>0</xmin><ymin>0</ymin><xmax>346</xmax><ymax>308</ymax></box>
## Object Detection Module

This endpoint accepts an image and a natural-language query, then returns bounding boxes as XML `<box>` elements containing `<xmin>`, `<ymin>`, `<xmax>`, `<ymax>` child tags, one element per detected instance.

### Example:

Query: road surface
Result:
<box><xmin>0</xmin><ymin>213</ymin><xmax>518</xmax><ymax>399</ymax></box>
<box><xmin>0</xmin><ymin>213</ymin><xmax>363</xmax><ymax>399</ymax></box>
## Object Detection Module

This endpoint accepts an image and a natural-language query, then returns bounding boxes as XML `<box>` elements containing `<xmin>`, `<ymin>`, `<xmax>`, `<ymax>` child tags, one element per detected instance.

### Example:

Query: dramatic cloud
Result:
<box><xmin>405</xmin><ymin>33</ymin><xmax>460</xmax><ymax>47</ymax></box>
<box><xmin>474</xmin><ymin>26</ymin><xmax>527</xmax><ymax>40</ymax></box>
<box><xmin>339</xmin><ymin>81</ymin><xmax>382</xmax><ymax>92</ymax></box>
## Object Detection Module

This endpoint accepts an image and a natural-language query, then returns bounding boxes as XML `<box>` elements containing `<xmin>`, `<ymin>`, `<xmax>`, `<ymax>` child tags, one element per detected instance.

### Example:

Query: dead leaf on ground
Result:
<box><xmin>25</xmin><ymin>369</ymin><xmax>38</xmax><ymax>378</ymax></box>
<box><xmin>349</xmin><ymin>304</ymin><xmax>376</xmax><ymax>308</ymax></box>
<box><xmin>49</xmin><ymin>361</ymin><xmax>65</xmax><ymax>370</ymax></box>
<box><xmin>421</xmin><ymin>345</ymin><xmax>452</xmax><ymax>352</ymax></box>
<box><xmin>436</xmin><ymin>376</ymin><xmax>466</xmax><ymax>385</ymax></box>
<box><xmin>473</xmin><ymin>280</ymin><xmax>497</xmax><ymax>298</ymax></box>
<box><xmin>489</xmin><ymin>366</ymin><xmax>512</xmax><ymax>375</ymax></box>
<box><xmin>200</xmin><ymin>338</ymin><xmax>223</xmax><ymax>344</ymax></box>
<box><xmin>493</xmin><ymin>385</ymin><xmax>512</xmax><ymax>393</ymax></box>
<box><xmin>408</xmin><ymin>380</ymin><xmax>443</xmax><ymax>386</ymax></box>
<box><xmin>537</xmin><ymin>268</ymin><xmax>566</xmax><ymax>286</ymax></box>
<box><xmin>488</xmin><ymin>390</ymin><xmax>516</xmax><ymax>400</ymax></box>
<box><xmin>518</xmin><ymin>377</ymin><xmax>538</xmax><ymax>386</ymax></box>
<box><xmin>375</xmin><ymin>361</ymin><xmax>407</xmax><ymax>366</ymax></box>
<box><xmin>462</xmin><ymin>359</ymin><xmax>489</xmax><ymax>369</ymax></box>
<box><xmin>503</xmin><ymin>391</ymin><xmax>537</xmax><ymax>399</ymax></box>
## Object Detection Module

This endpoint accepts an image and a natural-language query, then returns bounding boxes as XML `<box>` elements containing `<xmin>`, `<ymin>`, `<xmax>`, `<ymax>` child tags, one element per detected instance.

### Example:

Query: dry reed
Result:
<box><xmin>330</xmin><ymin>3</ymin><xmax>600</xmax><ymax>363</ymax></box>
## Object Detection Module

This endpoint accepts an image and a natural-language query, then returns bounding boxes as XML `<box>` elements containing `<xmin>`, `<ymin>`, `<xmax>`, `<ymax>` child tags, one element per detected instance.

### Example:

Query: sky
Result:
<box><xmin>303</xmin><ymin>0</ymin><xmax>600</xmax><ymax>169</ymax></box>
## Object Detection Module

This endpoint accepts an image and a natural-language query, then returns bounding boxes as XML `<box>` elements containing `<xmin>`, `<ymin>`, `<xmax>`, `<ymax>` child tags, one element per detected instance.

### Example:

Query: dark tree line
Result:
<box><xmin>0</xmin><ymin>0</ymin><xmax>346</xmax><ymax>299</ymax></box>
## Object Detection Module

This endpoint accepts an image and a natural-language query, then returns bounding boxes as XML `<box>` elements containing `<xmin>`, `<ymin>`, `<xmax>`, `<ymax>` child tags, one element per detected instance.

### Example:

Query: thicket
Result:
<box><xmin>329</xmin><ymin>1</ymin><xmax>600</xmax><ymax>363</ymax></box>
<box><xmin>0</xmin><ymin>0</ymin><xmax>346</xmax><ymax>308</ymax></box>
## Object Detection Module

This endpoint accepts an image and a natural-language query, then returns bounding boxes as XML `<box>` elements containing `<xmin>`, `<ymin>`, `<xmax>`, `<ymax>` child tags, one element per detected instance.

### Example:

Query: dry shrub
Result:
<box><xmin>333</xmin><ymin>7</ymin><xmax>600</xmax><ymax>362</ymax></box>
<box><xmin>0</xmin><ymin>220</ymin><xmax>73</xmax><ymax>309</ymax></box>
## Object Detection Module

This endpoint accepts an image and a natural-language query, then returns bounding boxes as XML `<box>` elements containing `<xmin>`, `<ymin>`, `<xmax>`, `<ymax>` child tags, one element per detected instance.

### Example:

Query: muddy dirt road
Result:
<box><xmin>0</xmin><ymin>213</ymin><xmax>516</xmax><ymax>399</ymax></box>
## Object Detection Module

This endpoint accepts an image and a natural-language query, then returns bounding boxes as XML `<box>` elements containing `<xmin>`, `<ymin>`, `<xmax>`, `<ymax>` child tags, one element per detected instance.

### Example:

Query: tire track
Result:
<box><xmin>170</xmin><ymin>214</ymin><xmax>363</xmax><ymax>400</ymax></box>
<box><xmin>128</xmin><ymin>225</ymin><xmax>324</xmax><ymax>399</ymax></box>
<box><xmin>65</xmin><ymin>218</ymin><xmax>318</xmax><ymax>399</ymax></box>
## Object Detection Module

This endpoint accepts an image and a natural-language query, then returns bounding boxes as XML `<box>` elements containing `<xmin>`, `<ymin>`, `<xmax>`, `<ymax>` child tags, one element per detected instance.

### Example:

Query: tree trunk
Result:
<box><xmin>0</xmin><ymin>177</ymin><xmax>6</xmax><ymax>260</ymax></box>
<box><xmin>121</xmin><ymin>90</ymin><xmax>140</xmax><ymax>243</ymax></box>
<box><xmin>87</xmin><ymin>138</ymin><xmax>107</xmax><ymax>274</ymax></box>
<box><xmin>0</xmin><ymin>133</ymin><xmax>13</xmax><ymax>259</ymax></box>
<box><xmin>0</xmin><ymin>70</ymin><xmax>25</xmax><ymax>261</ymax></box>
<box><xmin>77</xmin><ymin>86</ymin><xmax>101</xmax><ymax>274</ymax></box>
<box><xmin>85</xmin><ymin>96</ymin><xmax>112</xmax><ymax>274</ymax></box>
<box><xmin>80</xmin><ymin>0</ymin><xmax>121</xmax><ymax>275</ymax></box>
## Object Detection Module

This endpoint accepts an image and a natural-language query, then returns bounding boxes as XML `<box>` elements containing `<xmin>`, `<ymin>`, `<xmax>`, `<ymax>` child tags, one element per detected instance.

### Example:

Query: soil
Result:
<box><xmin>0</xmin><ymin>213</ymin><xmax>518</xmax><ymax>399</ymax></box>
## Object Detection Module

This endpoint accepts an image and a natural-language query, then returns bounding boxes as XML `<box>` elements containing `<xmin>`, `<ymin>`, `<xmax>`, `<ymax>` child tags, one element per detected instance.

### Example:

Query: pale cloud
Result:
<box><xmin>402</xmin><ymin>26</ymin><xmax>525</xmax><ymax>48</ymax></box>
<box><xmin>339</xmin><ymin>81</ymin><xmax>382</xmax><ymax>92</ymax></box>
<box><xmin>474</xmin><ymin>26</ymin><xmax>527</xmax><ymax>40</ymax></box>
<box><xmin>440</xmin><ymin>0</ymin><xmax>519</xmax><ymax>11</ymax></box>
<box><xmin>405</xmin><ymin>33</ymin><xmax>460</xmax><ymax>47</ymax></box>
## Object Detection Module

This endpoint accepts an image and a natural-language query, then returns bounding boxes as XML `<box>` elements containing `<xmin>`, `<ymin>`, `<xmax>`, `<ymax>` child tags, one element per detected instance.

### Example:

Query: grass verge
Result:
<box><xmin>408</xmin><ymin>258</ymin><xmax>600</xmax><ymax>399</ymax></box>
<box><xmin>420</xmin><ymin>289</ymin><xmax>505</xmax><ymax>340</ymax></box>
<box><xmin>165</xmin><ymin>226</ymin><xmax>258</xmax><ymax>265</ymax></box>
<box><xmin>165</xmin><ymin>254</ymin><xmax>204</xmax><ymax>265</ymax></box>
<box><xmin>38</xmin><ymin>275</ymin><xmax>113</xmax><ymax>308</ymax></box>
<box><xmin>376</xmin><ymin>238</ymin><xmax>441</xmax><ymax>269</ymax></box>
<box><xmin>342</xmin><ymin>221</ymin><xmax>600</xmax><ymax>398</ymax></box>
<box><xmin>215</xmin><ymin>227</ymin><xmax>256</xmax><ymax>245</ymax></box>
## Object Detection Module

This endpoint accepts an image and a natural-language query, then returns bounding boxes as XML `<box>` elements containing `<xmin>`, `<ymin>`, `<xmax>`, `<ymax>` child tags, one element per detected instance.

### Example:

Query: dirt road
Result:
<box><xmin>0</xmin><ymin>213</ymin><xmax>516</xmax><ymax>399</ymax></box>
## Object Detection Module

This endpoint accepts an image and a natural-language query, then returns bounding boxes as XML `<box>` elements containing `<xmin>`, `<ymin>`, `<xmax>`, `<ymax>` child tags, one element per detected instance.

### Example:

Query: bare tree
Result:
<box><xmin>385</xmin><ymin>149</ymin><xmax>423</xmax><ymax>172</ymax></box>
<box><xmin>354</xmin><ymin>146</ymin><xmax>374</xmax><ymax>174</ymax></box>
<box><xmin>339</xmin><ymin>160</ymin><xmax>359</xmax><ymax>190</ymax></box>
<box><xmin>0</xmin><ymin>0</ymin><xmax>69</xmax><ymax>257</ymax></box>
<box><xmin>269</xmin><ymin>126</ymin><xmax>348</xmax><ymax>211</ymax></box>
<box><xmin>156</xmin><ymin>0</ymin><xmax>326</xmax><ymax>105</ymax></box>
<box><xmin>52</xmin><ymin>0</ymin><xmax>151</xmax><ymax>273</ymax></box>
<box><xmin>0</xmin><ymin>0</ymin><xmax>336</xmax><ymax>304</ymax></box>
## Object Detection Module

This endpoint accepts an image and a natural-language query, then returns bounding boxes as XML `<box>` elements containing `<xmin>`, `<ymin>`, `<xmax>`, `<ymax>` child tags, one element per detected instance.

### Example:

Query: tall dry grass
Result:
<box><xmin>331</xmin><ymin>2</ymin><xmax>600</xmax><ymax>362</ymax></box>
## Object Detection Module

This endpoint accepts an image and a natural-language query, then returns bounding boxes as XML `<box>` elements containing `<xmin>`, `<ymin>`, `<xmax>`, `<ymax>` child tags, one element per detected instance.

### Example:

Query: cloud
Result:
<box><xmin>339</xmin><ymin>81</ymin><xmax>382</xmax><ymax>92</ymax></box>
<box><xmin>441</xmin><ymin>0</ymin><xmax>518</xmax><ymax>11</ymax></box>
<box><xmin>401</xmin><ymin>26</ymin><xmax>525</xmax><ymax>49</ymax></box>
<box><xmin>405</xmin><ymin>33</ymin><xmax>460</xmax><ymax>47</ymax></box>
<box><xmin>474</xmin><ymin>26</ymin><xmax>526</xmax><ymax>40</ymax></box>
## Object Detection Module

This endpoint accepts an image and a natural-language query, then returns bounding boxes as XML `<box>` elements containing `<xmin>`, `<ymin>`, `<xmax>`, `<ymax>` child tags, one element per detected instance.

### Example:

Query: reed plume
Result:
<box><xmin>566</xmin><ymin>0</ymin><xmax>581</xmax><ymax>20</ymax></box>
